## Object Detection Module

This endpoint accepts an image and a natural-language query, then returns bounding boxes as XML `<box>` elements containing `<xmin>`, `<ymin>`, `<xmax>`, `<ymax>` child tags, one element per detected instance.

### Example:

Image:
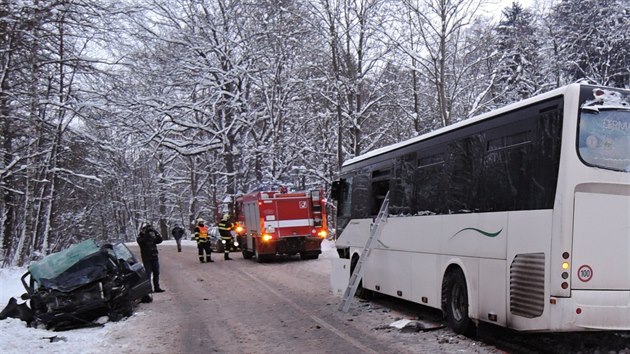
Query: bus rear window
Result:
<box><xmin>578</xmin><ymin>109</ymin><xmax>630</xmax><ymax>172</ymax></box>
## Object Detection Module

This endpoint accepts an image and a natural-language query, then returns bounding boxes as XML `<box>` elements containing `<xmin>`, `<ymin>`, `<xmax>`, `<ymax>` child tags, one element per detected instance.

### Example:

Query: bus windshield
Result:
<box><xmin>578</xmin><ymin>108</ymin><xmax>630</xmax><ymax>172</ymax></box>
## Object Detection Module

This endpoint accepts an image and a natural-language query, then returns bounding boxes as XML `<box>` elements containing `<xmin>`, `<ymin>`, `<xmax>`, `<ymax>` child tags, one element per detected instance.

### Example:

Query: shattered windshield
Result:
<box><xmin>28</xmin><ymin>239</ymin><xmax>100</xmax><ymax>283</ymax></box>
<box><xmin>578</xmin><ymin>88</ymin><xmax>630</xmax><ymax>172</ymax></box>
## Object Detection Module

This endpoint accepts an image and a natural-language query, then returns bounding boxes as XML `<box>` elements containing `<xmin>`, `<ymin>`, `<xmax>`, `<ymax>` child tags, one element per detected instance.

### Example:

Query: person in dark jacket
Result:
<box><xmin>137</xmin><ymin>222</ymin><xmax>165</xmax><ymax>293</ymax></box>
<box><xmin>217</xmin><ymin>214</ymin><xmax>234</xmax><ymax>260</ymax></box>
<box><xmin>171</xmin><ymin>224</ymin><xmax>185</xmax><ymax>252</ymax></box>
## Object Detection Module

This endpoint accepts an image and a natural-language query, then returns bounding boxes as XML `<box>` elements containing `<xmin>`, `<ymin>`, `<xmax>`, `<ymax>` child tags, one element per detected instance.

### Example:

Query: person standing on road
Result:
<box><xmin>137</xmin><ymin>222</ymin><xmax>165</xmax><ymax>293</ymax></box>
<box><xmin>172</xmin><ymin>224</ymin><xmax>185</xmax><ymax>252</ymax></box>
<box><xmin>194</xmin><ymin>218</ymin><xmax>214</xmax><ymax>263</ymax></box>
<box><xmin>218</xmin><ymin>214</ymin><xmax>234</xmax><ymax>260</ymax></box>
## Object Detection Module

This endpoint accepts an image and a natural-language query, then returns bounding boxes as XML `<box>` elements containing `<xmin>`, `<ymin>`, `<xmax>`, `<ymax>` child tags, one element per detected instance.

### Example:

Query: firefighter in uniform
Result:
<box><xmin>218</xmin><ymin>214</ymin><xmax>234</xmax><ymax>260</ymax></box>
<box><xmin>194</xmin><ymin>218</ymin><xmax>213</xmax><ymax>263</ymax></box>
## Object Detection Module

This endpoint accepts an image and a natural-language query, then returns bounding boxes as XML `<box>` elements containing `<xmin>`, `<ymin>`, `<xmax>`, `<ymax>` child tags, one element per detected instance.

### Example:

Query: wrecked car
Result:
<box><xmin>208</xmin><ymin>226</ymin><xmax>241</xmax><ymax>253</ymax></box>
<box><xmin>6</xmin><ymin>239</ymin><xmax>152</xmax><ymax>331</ymax></box>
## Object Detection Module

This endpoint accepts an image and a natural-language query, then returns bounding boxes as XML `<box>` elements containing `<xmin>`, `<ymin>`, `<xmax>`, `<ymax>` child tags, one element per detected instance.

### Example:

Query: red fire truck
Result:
<box><xmin>235</xmin><ymin>189</ymin><xmax>328</xmax><ymax>262</ymax></box>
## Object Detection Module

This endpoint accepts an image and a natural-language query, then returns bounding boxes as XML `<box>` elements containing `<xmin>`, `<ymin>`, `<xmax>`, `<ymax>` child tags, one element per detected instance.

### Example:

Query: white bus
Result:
<box><xmin>331</xmin><ymin>83</ymin><xmax>630</xmax><ymax>334</ymax></box>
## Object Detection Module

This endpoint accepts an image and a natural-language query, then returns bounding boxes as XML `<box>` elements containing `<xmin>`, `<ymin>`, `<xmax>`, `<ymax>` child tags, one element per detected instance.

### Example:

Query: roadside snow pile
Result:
<box><xmin>321</xmin><ymin>238</ymin><xmax>337</xmax><ymax>255</ymax></box>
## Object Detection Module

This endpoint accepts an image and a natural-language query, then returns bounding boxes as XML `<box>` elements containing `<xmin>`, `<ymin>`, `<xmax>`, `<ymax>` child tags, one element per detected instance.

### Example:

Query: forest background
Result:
<box><xmin>1</xmin><ymin>0</ymin><xmax>628</xmax><ymax>266</ymax></box>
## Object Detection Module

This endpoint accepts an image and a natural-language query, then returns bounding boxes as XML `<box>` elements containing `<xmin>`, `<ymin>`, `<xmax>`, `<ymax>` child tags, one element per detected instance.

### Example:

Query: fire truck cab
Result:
<box><xmin>236</xmin><ymin>189</ymin><xmax>328</xmax><ymax>262</ymax></box>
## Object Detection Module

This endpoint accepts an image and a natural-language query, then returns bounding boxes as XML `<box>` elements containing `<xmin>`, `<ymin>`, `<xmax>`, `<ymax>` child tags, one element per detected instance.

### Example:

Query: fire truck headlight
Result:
<box><xmin>318</xmin><ymin>230</ymin><xmax>328</xmax><ymax>238</ymax></box>
<box><xmin>221</xmin><ymin>239</ymin><xmax>226</xmax><ymax>244</ymax></box>
<box><xmin>262</xmin><ymin>234</ymin><xmax>273</xmax><ymax>242</ymax></box>
<box><xmin>236</xmin><ymin>226</ymin><xmax>244</xmax><ymax>233</ymax></box>
<box><xmin>234</xmin><ymin>241</ymin><xmax>239</xmax><ymax>247</ymax></box>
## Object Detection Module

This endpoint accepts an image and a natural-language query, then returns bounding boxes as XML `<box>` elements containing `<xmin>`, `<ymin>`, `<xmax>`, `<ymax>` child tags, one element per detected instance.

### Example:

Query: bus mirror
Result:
<box><xmin>330</xmin><ymin>181</ymin><xmax>340</xmax><ymax>200</ymax></box>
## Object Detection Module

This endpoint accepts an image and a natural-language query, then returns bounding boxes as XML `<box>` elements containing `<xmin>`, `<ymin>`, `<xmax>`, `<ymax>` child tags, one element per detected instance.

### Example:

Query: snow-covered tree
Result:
<box><xmin>550</xmin><ymin>0</ymin><xmax>630</xmax><ymax>87</ymax></box>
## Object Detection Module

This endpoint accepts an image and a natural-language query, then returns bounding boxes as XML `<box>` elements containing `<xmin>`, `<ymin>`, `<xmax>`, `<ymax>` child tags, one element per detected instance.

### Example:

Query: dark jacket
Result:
<box><xmin>172</xmin><ymin>226</ymin><xmax>185</xmax><ymax>240</ymax></box>
<box><xmin>137</xmin><ymin>225</ymin><xmax>163</xmax><ymax>261</ymax></box>
<box><xmin>217</xmin><ymin>220</ymin><xmax>234</xmax><ymax>239</ymax></box>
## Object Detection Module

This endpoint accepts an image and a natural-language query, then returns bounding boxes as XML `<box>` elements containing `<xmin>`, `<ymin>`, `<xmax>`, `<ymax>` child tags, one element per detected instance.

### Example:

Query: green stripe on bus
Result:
<box><xmin>452</xmin><ymin>227</ymin><xmax>502</xmax><ymax>239</ymax></box>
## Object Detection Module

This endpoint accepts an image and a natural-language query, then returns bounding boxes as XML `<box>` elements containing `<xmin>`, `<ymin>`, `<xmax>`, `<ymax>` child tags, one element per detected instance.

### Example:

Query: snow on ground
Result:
<box><xmin>1</xmin><ymin>266</ymin><xmax>118</xmax><ymax>354</ymax></box>
<box><xmin>0</xmin><ymin>239</ymin><xmax>340</xmax><ymax>354</ymax></box>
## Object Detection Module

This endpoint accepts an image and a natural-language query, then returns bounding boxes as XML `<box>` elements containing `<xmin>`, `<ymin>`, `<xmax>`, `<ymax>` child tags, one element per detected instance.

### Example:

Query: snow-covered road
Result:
<box><xmin>1</xmin><ymin>239</ymin><xmax>498</xmax><ymax>353</ymax></box>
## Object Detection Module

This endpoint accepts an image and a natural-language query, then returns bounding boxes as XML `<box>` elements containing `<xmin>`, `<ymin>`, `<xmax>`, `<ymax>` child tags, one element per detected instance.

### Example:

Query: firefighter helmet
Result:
<box><xmin>197</xmin><ymin>218</ymin><xmax>205</xmax><ymax>225</ymax></box>
<box><xmin>222</xmin><ymin>214</ymin><xmax>230</xmax><ymax>221</ymax></box>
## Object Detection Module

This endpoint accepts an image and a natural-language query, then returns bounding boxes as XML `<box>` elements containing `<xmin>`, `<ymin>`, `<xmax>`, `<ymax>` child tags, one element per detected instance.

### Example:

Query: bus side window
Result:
<box><xmin>337</xmin><ymin>178</ymin><xmax>353</xmax><ymax>218</ymax></box>
<box><xmin>445</xmin><ymin>136</ymin><xmax>484</xmax><ymax>213</ymax></box>
<box><xmin>371</xmin><ymin>169</ymin><xmax>390</xmax><ymax>215</ymax></box>
<box><xmin>415</xmin><ymin>152</ymin><xmax>445</xmax><ymax>215</ymax></box>
<box><xmin>352</xmin><ymin>173</ymin><xmax>371</xmax><ymax>218</ymax></box>
<box><xmin>531</xmin><ymin>109</ymin><xmax>562</xmax><ymax>209</ymax></box>
<box><xmin>330</xmin><ymin>180</ymin><xmax>340</xmax><ymax>201</ymax></box>
<box><xmin>390</xmin><ymin>153</ymin><xmax>416</xmax><ymax>215</ymax></box>
<box><xmin>481</xmin><ymin>130</ymin><xmax>532</xmax><ymax>212</ymax></box>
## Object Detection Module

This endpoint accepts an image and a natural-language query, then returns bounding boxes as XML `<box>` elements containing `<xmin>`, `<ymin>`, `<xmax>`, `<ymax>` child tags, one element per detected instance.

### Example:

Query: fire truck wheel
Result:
<box><xmin>299</xmin><ymin>252</ymin><xmax>319</xmax><ymax>260</ymax></box>
<box><xmin>255</xmin><ymin>252</ymin><xmax>266</xmax><ymax>263</ymax></box>
<box><xmin>254</xmin><ymin>243</ymin><xmax>268</xmax><ymax>263</ymax></box>
<box><xmin>242</xmin><ymin>249</ymin><xmax>254</xmax><ymax>259</ymax></box>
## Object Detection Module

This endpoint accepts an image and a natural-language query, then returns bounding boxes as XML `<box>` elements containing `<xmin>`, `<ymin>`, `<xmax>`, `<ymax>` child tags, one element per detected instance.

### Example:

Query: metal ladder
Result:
<box><xmin>338</xmin><ymin>191</ymin><xmax>390</xmax><ymax>312</ymax></box>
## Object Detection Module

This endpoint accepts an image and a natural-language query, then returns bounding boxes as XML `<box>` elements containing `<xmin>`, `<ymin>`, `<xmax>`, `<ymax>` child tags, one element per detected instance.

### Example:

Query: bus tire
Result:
<box><xmin>442</xmin><ymin>268</ymin><xmax>474</xmax><ymax>335</ymax></box>
<box><xmin>350</xmin><ymin>254</ymin><xmax>372</xmax><ymax>300</ymax></box>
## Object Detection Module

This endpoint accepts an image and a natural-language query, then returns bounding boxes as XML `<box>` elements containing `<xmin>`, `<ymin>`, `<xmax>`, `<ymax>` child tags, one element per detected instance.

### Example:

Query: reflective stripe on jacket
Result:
<box><xmin>195</xmin><ymin>225</ymin><xmax>209</xmax><ymax>242</ymax></box>
<box><xmin>218</xmin><ymin>221</ymin><xmax>233</xmax><ymax>239</ymax></box>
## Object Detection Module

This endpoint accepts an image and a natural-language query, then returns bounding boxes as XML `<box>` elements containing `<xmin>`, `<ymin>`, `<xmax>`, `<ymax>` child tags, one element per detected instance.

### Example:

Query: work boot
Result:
<box><xmin>224</xmin><ymin>254</ymin><xmax>232</xmax><ymax>260</ymax></box>
<box><xmin>199</xmin><ymin>258</ymin><xmax>205</xmax><ymax>263</ymax></box>
<box><xmin>154</xmin><ymin>288</ymin><xmax>165</xmax><ymax>293</ymax></box>
<box><xmin>206</xmin><ymin>257</ymin><xmax>214</xmax><ymax>263</ymax></box>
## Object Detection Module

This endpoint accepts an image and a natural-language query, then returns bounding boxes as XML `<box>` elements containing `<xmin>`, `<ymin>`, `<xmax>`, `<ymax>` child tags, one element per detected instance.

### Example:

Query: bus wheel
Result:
<box><xmin>442</xmin><ymin>268</ymin><xmax>474</xmax><ymax>335</ymax></box>
<box><xmin>350</xmin><ymin>254</ymin><xmax>372</xmax><ymax>300</ymax></box>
